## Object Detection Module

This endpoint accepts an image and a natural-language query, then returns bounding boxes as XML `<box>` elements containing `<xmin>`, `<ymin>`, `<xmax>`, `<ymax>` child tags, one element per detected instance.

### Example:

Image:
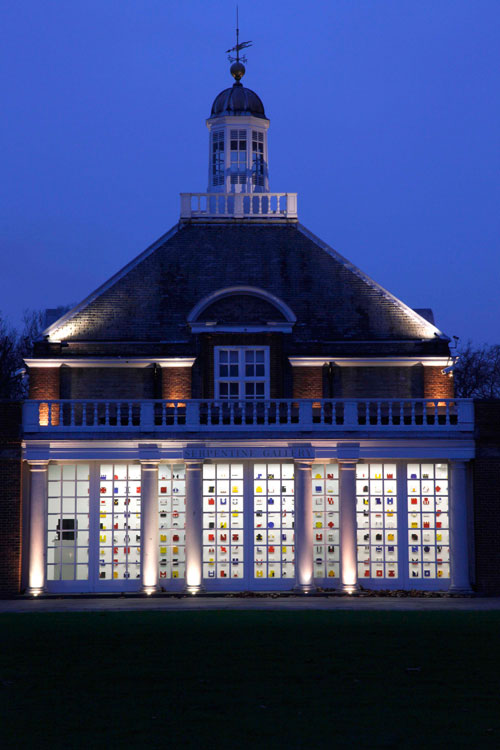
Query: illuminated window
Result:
<box><xmin>98</xmin><ymin>464</ymin><xmax>141</xmax><ymax>581</ymax></box>
<box><xmin>230</xmin><ymin>129</ymin><xmax>247</xmax><ymax>185</ymax></box>
<box><xmin>312</xmin><ymin>464</ymin><xmax>340</xmax><ymax>580</ymax></box>
<box><xmin>356</xmin><ymin>463</ymin><xmax>399</xmax><ymax>581</ymax></box>
<box><xmin>252</xmin><ymin>130</ymin><xmax>265</xmax><ymax>187</ymax></box>
<box><xmin>212</xmin><ymin>130</ymin><xmax>224</xmax><ymax>187</ymax></box>
<box><xmin>215</xmin><ymin>347</ymin><xmax>269</xmax><ymax>400</ymax></box>
<box><xmin>158</xmin><ymin>464</ymin><xmax>186</xmax><ymax>581</ymax></box>
<box><xmin>47</xmin><ymin>464</ymin><xmax>89</xmax><ymax>581</ymax></box>
<box><xmin>203</xmin><ymin>463</ymin><xmax>244</xmax><ymax>580</ymax></box>
<box><xmin>407</xmin><ymin>463</ymin><xmax>450</xmax><ymax>580</ymax></box>
<box><xmin>253</xmin><ymin>463</ymin><xmax>295</xmax><ymax>580</ymax></box>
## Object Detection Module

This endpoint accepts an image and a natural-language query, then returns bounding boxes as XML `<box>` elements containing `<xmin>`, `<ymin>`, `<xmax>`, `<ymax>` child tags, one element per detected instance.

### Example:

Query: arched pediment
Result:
<box><xmin>187</xmin><ymin>286</ymin><xmax>296</xmax><ymax>333</ymax></box>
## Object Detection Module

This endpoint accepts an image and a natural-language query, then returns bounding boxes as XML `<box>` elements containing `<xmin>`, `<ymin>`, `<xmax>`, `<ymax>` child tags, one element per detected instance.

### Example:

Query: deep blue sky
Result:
<box><xmin>1</xmin><ymin>0</ymin><xmax>499</xmax><ymax>345</ymax></box>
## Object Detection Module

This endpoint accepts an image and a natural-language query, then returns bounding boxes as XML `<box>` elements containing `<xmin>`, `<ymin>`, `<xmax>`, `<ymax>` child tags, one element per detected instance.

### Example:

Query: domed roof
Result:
<box><xmin>210</xmin><ymin>82</ymin><xmax>267</xmax><ymax>119</ymax></box>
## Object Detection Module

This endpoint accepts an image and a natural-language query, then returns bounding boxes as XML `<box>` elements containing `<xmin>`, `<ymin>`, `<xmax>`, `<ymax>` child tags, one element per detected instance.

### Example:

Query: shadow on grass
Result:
<box><xmin>1</xmin><ymin>611</ymin><xmax>499</xmax><ymax>748</ymax></box>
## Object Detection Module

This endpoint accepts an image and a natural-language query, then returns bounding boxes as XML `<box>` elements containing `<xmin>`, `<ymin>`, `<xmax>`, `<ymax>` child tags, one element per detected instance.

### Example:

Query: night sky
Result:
<box><xmin>1</xmin><ymin>0</ymin><xmax>499</xmax><ymax>345</ymax></box>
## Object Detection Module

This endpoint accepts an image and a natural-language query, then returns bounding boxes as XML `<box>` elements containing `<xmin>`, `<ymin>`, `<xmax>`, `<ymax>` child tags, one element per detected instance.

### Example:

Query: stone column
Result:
<box><xmin>184</xmin><ymin>460</ymin><xmax>204</xmax><ymax>593</ymax></box>
<box><xmin>28</xmin><ymin>461</ymin><xmax>49</xmax><ymax>595</ymax></box>
<box><xmin>294</xmin><ymin>460</ymin><xmax>314</xmax><ymax>593</ymax></box>
<box><xmin>140</xmin><ymin>461</ymin><xmax>159</xmax><ymax>594</ymax></box>
<box><xmin>449</xmin><ymin>460</ymin><xmax>472</xmax><ymax>593</ymax></box>
<box><xmin>339</xmin><ymin>460</ymin><xmax>359</xmax><ymax>592</ymax></box>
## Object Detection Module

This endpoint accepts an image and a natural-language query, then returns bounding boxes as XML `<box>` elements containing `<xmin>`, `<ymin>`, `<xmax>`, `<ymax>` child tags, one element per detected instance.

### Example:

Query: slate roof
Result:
<box><xmin>43</xmin><ymin>222</ymin><xmax>450</xmax><ymax>358</ymax></box>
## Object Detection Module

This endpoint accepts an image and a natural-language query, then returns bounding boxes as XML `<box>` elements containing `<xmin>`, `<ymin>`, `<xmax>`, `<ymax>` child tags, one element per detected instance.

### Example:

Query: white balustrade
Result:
<box><xmin>23</xmin><ymin>398</ymin><xmax>473</xmax><ymax>433</ymax></box>
<box><xmin>179</xmin><ymin>192</ymin><xmax>298</xmax><ymax>219</ymax></box>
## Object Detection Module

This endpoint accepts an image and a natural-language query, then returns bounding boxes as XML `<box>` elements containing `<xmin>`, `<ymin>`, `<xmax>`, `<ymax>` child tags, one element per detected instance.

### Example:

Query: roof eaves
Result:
<box><xmin>297</xmin><ymin>223</ymin><xmax>448</xmax><ymax>341</ymax></box>
<box><xmin>44</xmin><ymin>223</ymin><xmax>181</xmax><ymax>340</ymax></box>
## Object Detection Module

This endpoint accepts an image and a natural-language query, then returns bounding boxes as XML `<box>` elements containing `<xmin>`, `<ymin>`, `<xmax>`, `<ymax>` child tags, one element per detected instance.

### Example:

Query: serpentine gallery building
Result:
<box><xmin>6</xmin><ymin>54</ymin><xmax>498</xmax><ymax>599</ymax></box>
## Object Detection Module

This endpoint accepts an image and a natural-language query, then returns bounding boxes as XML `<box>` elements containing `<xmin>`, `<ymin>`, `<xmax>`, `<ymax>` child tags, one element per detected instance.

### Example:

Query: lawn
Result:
<box><xmin>0</xmin><ymin>610</ymin><xmax>499</xmax><ymax>748</ymax></box>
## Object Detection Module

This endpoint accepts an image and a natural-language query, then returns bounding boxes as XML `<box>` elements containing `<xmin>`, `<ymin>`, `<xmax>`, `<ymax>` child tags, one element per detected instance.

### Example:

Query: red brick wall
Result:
<box><xmin>424</xmin><ymin>366</ymin><xmax>454</xmax><ymax>399</ymax></box>
<box><xmin>292</xmin><ymin>367</ymin><xmax>323</xmax><ymax>399</ymax></box>
<box><xmin>161</xmin><ymin>367</ymin><xmax>192</xmax><ymax>400</ymax></box>
<box><xmin>338</xmin><ymin>366</ymin><xmax>424</xmax><ymax>398</ymax></box>
<box><xmin>28</xmin><ymin>367</ymin><xmax>60</xmax><ymax>426</ymax></box>
<box><xmin>473</xmin><ymin>401</ymin><xmax>500</xmax><ymax>594</ymax></box>
<box><xmin>0</xmin><ymin>401</ymin><xmax>22</xmax><ymax>596</ymax></box>
<box><xmin>28</xmin><ymin>367</ymin><xmax>60</xmax><ymax>399</ymax></box>
<box><xmin>60</xmin><ymin>367</ymin><xmax>155</xmax><ymax>399</ymax></box>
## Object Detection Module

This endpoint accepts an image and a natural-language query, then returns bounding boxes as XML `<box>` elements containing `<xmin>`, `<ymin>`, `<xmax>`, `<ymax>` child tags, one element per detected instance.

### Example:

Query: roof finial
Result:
<box><xmin>226</xmin><ymin>6</ymin><xmax>252</xmax><ymax>83</ymax></box>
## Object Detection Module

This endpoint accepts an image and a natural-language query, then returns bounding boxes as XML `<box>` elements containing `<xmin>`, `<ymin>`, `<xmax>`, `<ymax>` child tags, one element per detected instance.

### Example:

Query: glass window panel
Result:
<box><xmin>407</xmin><ymin>463</ymin><xmax>450</xmax><ymax>580</ymax></box>
<box><xmin>46</xmin><ymin>464</ymin><xmax>89</xmax><ymax>583</ymax></box>
<box><xmin>356</xmin><ymin>463</ymin><xmax>399</xmax><ymax>581</ymax></box>
<box><xmin>312</xmin><ymin>464</ymin><xmax>339</xmax><ymax>580</ymax></box>
<box><xmin>254</xmin><ymin>463</ymin><xmax>295</xmax><ymax>580</ymax></box>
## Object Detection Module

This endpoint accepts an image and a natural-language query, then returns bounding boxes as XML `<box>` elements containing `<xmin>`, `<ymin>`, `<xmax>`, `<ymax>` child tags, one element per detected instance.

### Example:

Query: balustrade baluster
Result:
<box><xmin>411</xmin><ymin>401</ymin><xmax>416</xmax><ymax>425</ymax></box>
<box><xmin>376</xmin><ymin>400</ymin><xmax>381</xmax><ymax>425</ymax></box>
<box><xmin>70</xmin><ymin>402</ymin><xmax>75</xmax><ymax>427</ymax></box>
<box><xmin>128</xmin><ymin>402</ymin><xmax>132</xmax><ymax>426</ymax></box>
<box><xmin>105</xmin><ymin>402</ymin><xmax>110</xmax><ymax>426</ymax></box>
<box><xmin>264</xmin><ymin>401</ymin><xmax>269</xmax><ymax>425</ymax></box>
<box><xmin>434</xmin><ymin>400</ymin><xmax>438</xmax><ymax>425</ymax></box>
<box><xmin>388</xmin><ymin>400</ymin><xmax>393</xmax><ymax>425</ymax></box>
<box><xmin>287</xmin><ymin>400</ymin><xmax>291</xmax><ymax>424</ymax></box>
<box><xmin>82</xmin><ymin>402</ymin><xmax>87</xmax><ymax>427</ymax></box>
<box><xmin>446</xmin><ymin>400</ymin><xmax>451</xmax><ymax>425</ymax></box>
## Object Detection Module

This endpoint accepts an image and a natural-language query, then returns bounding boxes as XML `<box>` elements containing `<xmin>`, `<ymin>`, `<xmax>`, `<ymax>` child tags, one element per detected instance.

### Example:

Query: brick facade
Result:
<box><xmin>161</xmin><ymin>367</ymin><xmax>192</xmax><ymax>400</ymax></box>
<box><xmin>336</xmin><ymin>366</ymin><xmax>424</xmax><ymax>399</ymax></box>
<box><xmin>423</xmin><ymin>366</ymin><xmax>454</xmax><ymax>399</ymax></box>
<box><xmin>0</xmin><ymin>402</ymin><xmax>22</xmax><ymax>597</ymax></box>
<box><xmin>28</xmin><ymin>367</ymin><xmax>60</xmax><ymax>399</ymax></box>
<box><xmin>292</xmin><ymin>366</ymin><xmax>323</xmax><ymax>399</ymax></box>
<box><xmin>60</xmin><ymin>367</ymin><xmax>156</xmax><ymax>399</ymax></box>
<box><xmin>473</xmin><ymin>400</ymin><xmax>500</xmax><ymax>595</ymax></box>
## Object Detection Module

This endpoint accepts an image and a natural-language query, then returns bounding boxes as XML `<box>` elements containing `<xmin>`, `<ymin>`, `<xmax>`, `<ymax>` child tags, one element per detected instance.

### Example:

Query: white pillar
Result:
<box><xmin>294</xmin><ymin>460</ymin><xmax>314</xmax><ymax>593</ymax></box>
<box><xmin>449</xmin><ymin>460</ymin><xmax>472</xmax><ymax>593</ymax></box>
<box><xmin>140</xmin><ymin>461</ymin><xmax>159</xmax><ymax>594</ymax></box>
<box><xmin>28</xmin><ymin>461</ymin><xmax>48</xmax><ymax>595</ymax></box>
<box><xmin>185</xmin><ymin>460</ymin><xmax>204</xmax><ymax>593</ymax></box>
<box><xmin>339</xmin><ymin>460</ymin><xmax>359</xmax><ymax>592</ymax></box>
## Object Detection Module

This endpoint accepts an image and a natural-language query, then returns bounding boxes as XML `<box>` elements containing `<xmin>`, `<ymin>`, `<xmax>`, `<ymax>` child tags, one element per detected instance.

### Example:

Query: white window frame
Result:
<box><xmin>214</xmin><ymin>346</ymin><xmax>270</xmax><ymax>400</ymax></box>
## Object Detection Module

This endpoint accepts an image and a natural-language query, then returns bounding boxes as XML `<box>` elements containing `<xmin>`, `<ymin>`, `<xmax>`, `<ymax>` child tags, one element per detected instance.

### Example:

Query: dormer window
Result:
<box><xmin>230</xmin><ymin>129</ymin><xmax>247</xmax><ymax>185</ymax></box>
<box><xmin>211</xmin><ymin>130</ymin><xmax>225</xmax><ymax>187</ymax></box>
<box><xmin>215</xmin><ymin>347</ymin><xmax>269</xmax><ymax>400</ymax></box>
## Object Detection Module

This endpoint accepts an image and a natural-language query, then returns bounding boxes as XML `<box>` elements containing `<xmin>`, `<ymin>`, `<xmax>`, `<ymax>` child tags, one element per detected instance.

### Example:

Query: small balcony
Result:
<box><xmin>23</xmin><ymin>398</ymin><xmax>474</xmax><ymax>434</ymax></box>
<box><xmin>180</xmin><ymin>192</ymin><xmax>298</xmax><ymax>221</ymax></box>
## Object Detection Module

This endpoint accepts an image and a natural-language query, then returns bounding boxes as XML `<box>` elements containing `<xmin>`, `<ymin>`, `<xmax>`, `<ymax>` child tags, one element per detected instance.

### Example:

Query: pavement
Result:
<box><xmin>2</xmin><ymin>595</ymin><xmax>500</xmax><ymax>613</ymax></box>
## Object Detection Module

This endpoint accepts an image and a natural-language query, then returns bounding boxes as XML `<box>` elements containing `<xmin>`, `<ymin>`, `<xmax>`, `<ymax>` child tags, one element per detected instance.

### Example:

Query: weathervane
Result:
<box><xmin>226</xmin><ymin>7</ymin><xmax>252</xmax><ymax>80</ymax></box>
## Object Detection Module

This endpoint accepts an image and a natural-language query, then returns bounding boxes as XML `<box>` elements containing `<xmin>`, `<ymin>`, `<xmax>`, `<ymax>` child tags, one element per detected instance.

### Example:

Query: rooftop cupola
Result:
<box><xmin>206</xmin><ymin>34</ymin><xmax>270</xmax><ymax>193</ymax></box>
